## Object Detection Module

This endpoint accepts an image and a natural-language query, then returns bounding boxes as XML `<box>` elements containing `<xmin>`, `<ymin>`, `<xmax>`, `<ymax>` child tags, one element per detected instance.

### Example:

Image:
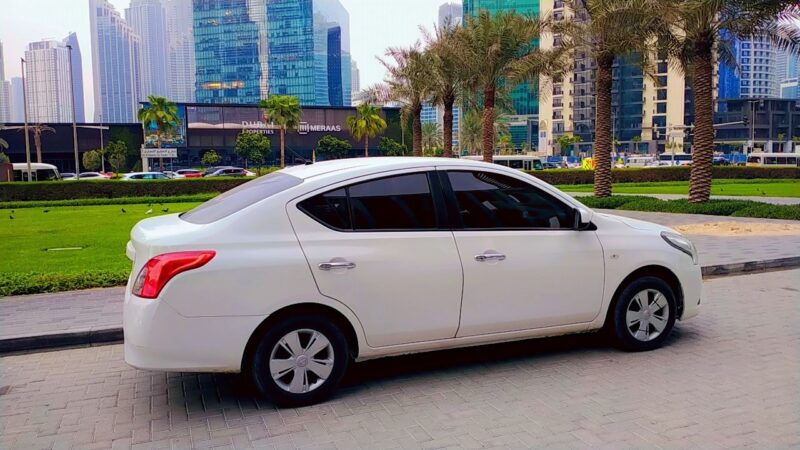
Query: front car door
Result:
<box><xmin>442</xmin><ymin>169</ymin><xmax>606</xmax><ymax>337</ymax></box>
<box><xmin>287</xmin><ymin>170</ymin><xmax>464</xmax><ymax>348</ymax></box>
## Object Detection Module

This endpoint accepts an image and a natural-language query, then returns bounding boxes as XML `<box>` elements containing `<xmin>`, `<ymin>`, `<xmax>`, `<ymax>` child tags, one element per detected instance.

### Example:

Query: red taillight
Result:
<box><xmin>131</xmin><ymin>251</ymin><xmax>216</xmax><ymax>299</ymax></box>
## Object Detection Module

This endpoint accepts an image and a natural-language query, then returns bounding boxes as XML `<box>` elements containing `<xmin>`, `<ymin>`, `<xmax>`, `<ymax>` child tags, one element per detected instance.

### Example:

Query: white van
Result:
<box><xmin>746</xmin><ymin>153</ymin><xmax>800</xmax><ymax>167</ymax></box>
<box><xmin>625</xmin><ymin>156</ymin><xmax>657</xmax><ymax>168</ymax></box>
<box><xmin>11</xmin><ymin>163</ymin><xmax>62</xmax><ymax>181</ymax></box>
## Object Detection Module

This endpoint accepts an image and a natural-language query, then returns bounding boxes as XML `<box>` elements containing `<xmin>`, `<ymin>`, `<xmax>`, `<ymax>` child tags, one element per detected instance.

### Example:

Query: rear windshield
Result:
<box><xmin>181</xmin><ymin>172</ymin><xmax>302</xmax><ymax>224</ymax></box>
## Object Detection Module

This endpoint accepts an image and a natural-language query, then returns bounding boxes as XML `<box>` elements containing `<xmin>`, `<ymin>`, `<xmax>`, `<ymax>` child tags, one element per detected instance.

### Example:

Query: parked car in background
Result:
<box><xmin>11</xmin><ymin>163</ymin><xmax>62</xmax><ymax>181</ymax></box>
<box><xmin>746</xmin><ymin>152</ymin><xmax>800</xmax><ymax>167</ymax></box>
<box><xmin>175</xmin><ymin>169</ymin><xmax>203</xmax><ymax>178</ymax></box>
<box><xmin>244</xmin><ymin>169</ymin><xmax>257</xmax><ymax>177</ymax></box>
<box><xmin>78</xmin><ymin>172</ymin><xmax>111</xmax><ymax>180</ymax></box>
<box><xmin>712</xmin><ymin>156</ymin><xmax>731</xmax><ymax>166</ymax></box>
<box><xmin>543</xmin><ymin>162</ymin><xmax>560</xmax><ymax>169</ymax></box>
<box><xmin>203</xmin><ymin>166</ymin><xmax>232</xmax><ymax>176</ymax></box>
<box><xmin>61</xmin><ymin>172</ymin><xmax>77</xmax><ymax>180</ymax></box>
<box><xmin>124</xmin><ymin>157</ymin><xmax>701</xmax><ymax>407</ymax></box>
<box><xmin>204</xmin><ymin>167</ymin><xmax>247</xmax><ymax>177</ymax></box>
<box><xmin>162</xmin><ymin>171</ymin><xmax>178</xmax><ymax>179</ymax></box>
<box><xmin>121</xmin><ymin>172</ymin><xmax>170</xmax><ymax>181</ymax></box>
<box><xmin>657</xmin><ymin>153</ymin><xmax>692</xmax><ymax>166</ymax></box>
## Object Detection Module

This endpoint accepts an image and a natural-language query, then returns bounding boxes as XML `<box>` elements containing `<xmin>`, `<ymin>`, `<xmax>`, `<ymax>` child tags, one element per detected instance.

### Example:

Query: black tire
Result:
<box><xmin>608</xmin><ymin>276</ymin><xmax>677</xmax><ymax>351</ymax></box>
<box><xmin>250</xmin><ymin>315</ymin><xmax>349</xmax><ymax>407</ymax></box>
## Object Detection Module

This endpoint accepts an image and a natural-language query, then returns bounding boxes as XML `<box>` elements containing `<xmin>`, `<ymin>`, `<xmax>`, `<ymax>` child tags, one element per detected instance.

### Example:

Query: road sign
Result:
<box><xmin>141</xmin><ymin>147</ymin><xmax>178</xmax><ymax>158</ymax></box>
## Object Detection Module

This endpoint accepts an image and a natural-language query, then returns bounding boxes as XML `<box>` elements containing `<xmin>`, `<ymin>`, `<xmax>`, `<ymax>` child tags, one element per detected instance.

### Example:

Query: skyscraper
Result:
<box><xmin>193</xmin><ymin>0</ymin><xmax>266</xmax><ymax>103</ymax></box>
<box><xmin>126</xmin><ymin>0</ymin><xmax>169</xmax><ymax>98</ymax></box>
<box><xmin>10</xmin><ymin>78</ymin><xmax>24</xmax><ymax>122</ymax></box>
<box><xmin>351</xmin><ymin>60</ymin><xmax>360</xmax><ymax>98</ymax></box>
<box><xmin>718</xmin><ymin>36</ymin><xmax>778</xmax><ymax>99</ymax></box>
<box><xmin>164</xmin><ymin>0</ymin><xmax>196</xmax><ymax>102</ymax></box>
<box><xmin>24</xmin><ymin>40</ymin><xmax>75</xmax><ymax>123</ymax></box>
<box><xmin>90</xmin><ymin>0</ymin><xmax>142</xmax><ymax>122</ymax></box>
<box><xmin>314</xmin><ymin>0</ymin><xmax>351</xmax><ymax>105</ymax></box>
<box><xmin>267</xmin><ymin>0</ymin><xmax>315</xmax><ymax>103</ymax></box>
<box><xmin>0</xmin><ymin>41</ymin><xmax>10</xmax><ymax>123</ymax></box>
<box><xmin>439</xmin><ymin>2</ymin><xmax>463</xmax><ymax>27</ymax></box>
<box><xmin>62</xmin><ymin>33</ymin><xmax>85</xmax><ymax>122</ymax></box>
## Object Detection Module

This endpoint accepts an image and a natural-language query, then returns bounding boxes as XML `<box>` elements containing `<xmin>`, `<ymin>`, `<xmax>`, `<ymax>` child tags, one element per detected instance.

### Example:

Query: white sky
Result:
<box><xmin>0</xmin><ymin>0</ymin><xmax>450</xmax><ymax>119</ymax></box>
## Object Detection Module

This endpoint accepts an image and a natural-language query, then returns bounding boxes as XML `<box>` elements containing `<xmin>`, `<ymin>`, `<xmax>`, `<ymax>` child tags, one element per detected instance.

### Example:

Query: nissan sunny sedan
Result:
<box><xmin>123</xmin><ymin>157</ymin><xmax>701</xmax><ymax>406</ymax></box>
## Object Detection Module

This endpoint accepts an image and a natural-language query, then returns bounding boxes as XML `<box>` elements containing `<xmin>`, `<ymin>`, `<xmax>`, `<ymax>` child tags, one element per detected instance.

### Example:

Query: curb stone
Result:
<box><xmin>2</xmin><ymin>256</ymin><xmax>799</xmax><ymax>355</ymax></box>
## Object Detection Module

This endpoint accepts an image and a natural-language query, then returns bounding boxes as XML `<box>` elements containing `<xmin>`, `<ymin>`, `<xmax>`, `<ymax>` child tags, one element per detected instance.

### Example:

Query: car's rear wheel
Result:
<box><xmin>609</xmin><ymin>276</ymin><xmax>677</xmax><ymax>351</ymax></box>
<box><xmin>250</xmin><ymin>315</ymin><xmax>349</xmax><ymax>407</ymax></box>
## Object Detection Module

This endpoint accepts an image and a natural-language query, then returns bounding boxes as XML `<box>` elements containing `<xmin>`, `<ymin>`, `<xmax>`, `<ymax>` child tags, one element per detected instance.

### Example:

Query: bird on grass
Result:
<box><xmin>145</xmin><ymin>208</ymin><xmax>153</xmax><ymax>215</ymax></box>
<box><xmin>9</xmin><ymin>215</ymin><xmax>14</xmax><ymax>220</ymax></box>
<box><xmin>43</xmin><ymin>209</ymin><xmax>49</xmax><ymax>213</ymax></box>
<box><xmin>121</xmin><ymin>208</ymin><xmax>127</xmax><ymax>213</ymax></box>
<box><xmin>161</xmin><ymin>208</ymin><xmax>169</xmax><ymax>213</ymax></box>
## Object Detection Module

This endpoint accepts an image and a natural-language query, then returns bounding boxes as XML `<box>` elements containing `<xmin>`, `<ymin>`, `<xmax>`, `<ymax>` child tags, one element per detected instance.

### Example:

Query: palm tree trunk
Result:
<box><xmin>412</xmin><ymin>103</ymin><xmax>423</xmax><ymax>157</ymax></box>
<box><xmin>364</xmin><ymin>135</ymin><xmax>369</xmax><ymax>157</ymax></box>
<box><xmin>156</xmin><ymin>132</ymin><xmax>164</xmax><ymax>172</ymax></box>
<box><xmin>280</xmin><ymin>128</ymin><xmax>286</xmax><ymax>168</ymax></box>
<box><xmin>594</xmin><ymin>54</ymin><xmax>614</xmax><ymax>197</ymax></box>
<box><xmin>34</xmin><ymin>132</ymin><xmax>42</xmax><ymax>163</ymax></box>
<box><xmin>482</xmin><ymin>85</ymin><xmax>495</xmax><ymax>163</ymax></box>
<box><xmin>443</xmin><ymin>94</ymin><xmax>454</xmax><ymax>158</ymax></box>
<box><xmin>688</xmin><ymin>39</ymin><xmax>715</xmax><ymax>203</ymax></box>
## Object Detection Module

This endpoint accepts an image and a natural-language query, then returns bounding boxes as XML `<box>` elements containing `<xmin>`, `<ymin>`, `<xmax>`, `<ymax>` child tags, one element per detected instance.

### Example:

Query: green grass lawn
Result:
<box><xmin>0</xmin><ymin>202</ymin><xmax>200</xmax><ymax>296</ymax></box>
<box><xmin>557</xmin><ymin>179</ymin><xmax>800</xmax><ymax>197</ymax></box>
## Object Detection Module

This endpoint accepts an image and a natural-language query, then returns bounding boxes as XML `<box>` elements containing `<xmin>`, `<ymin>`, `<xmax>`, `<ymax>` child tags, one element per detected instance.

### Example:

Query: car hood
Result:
<box><xmin>596</xmin><ymin>212</ymin><xmax>676</xmax><ymax>234</ymax></box>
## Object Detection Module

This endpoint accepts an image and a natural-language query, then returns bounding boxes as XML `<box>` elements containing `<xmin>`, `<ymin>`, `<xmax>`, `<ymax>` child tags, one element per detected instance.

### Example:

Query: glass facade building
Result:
<box><xmin>193</xmin><ymin>0</ymin><xmax>264</xmax><ymax>103</ymax></box>
<box><xmin>266</xmin><ymin>0</ymin><xmax>315</xmax><ymax>103</ymax></box>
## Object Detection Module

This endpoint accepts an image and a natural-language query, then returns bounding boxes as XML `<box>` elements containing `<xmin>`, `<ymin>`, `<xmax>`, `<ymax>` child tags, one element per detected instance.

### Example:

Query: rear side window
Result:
<box><xmin>447</xmin><ymin>171</ymin><xmax>575</xmax><ymax>229</ymax></box>
<box><xmin>182</xmin><ymin>172</ymin><xmax>302</xmax><ymax>224</ymax></box>
<box><xmin>298</xmin><ymin>188</ymin><xmax>351</xmax><ymax>230</ymax></box>
<box><xmin>299</xmin><ymin>173</ymin><xmax>438</xmax><ymax>231</ymax></box>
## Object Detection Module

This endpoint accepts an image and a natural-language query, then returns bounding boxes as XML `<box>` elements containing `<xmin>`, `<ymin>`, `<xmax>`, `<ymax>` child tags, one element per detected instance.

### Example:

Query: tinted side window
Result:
<box><xmin>349</xmin><ymin>173</ymin><xmax>437</xmax><ymax>230</ymax></box>
<box><xmin>447</xmin><ymin>171</ymin><xmax>575</xmax><ymax>229</ymax></box>
<box><xmin>298</xmin><ymin>188</ymin><xmax>351</xmax><ymax>230</ymax></box>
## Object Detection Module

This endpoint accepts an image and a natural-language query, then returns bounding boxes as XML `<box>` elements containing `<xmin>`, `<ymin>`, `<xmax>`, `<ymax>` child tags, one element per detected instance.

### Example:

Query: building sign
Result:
<box><xmin>141</xmin><ymin>103</ymin><xmax>187</xmax><ymax>148</ymax></box>
<box><xmin>141</xmin><ymin>147</ymin><xmax>178</xmax><ymax>158</ymax></box>
<box><xmin>298</xmin><ymin>122</ymin><xmax>343</xmax><ymax>134</ymax></box>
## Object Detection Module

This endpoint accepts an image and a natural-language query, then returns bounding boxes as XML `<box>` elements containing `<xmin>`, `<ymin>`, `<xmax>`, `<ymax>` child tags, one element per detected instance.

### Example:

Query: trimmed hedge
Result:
<box><xmin>577</xmin><ymin>195</ymin><xmax>800</xmax><ymax>220</ymax></box>
<box><xmin>0</xmin><ymin>178</ymin><xmax>250</xmax><ymax>202</ymax></box>
<box><xmin>528</xmin><ymin>166</ymin><xmax>800</xmax><ymax>185</ymax></box>
<box><xmin>0</xmin><ymin>271</ymin><xmax>128</xmax><ymax>297</ymax></box>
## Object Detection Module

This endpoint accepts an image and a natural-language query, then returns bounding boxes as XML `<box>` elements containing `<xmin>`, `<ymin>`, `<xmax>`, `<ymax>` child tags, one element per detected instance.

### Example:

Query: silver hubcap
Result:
<box><xmin>269</xmin><ymin>329</ymin><xmax>334</xmax><ymax>394</ymax></box>
<box><xmin>626</xmin><ymin>289</ymin><xmax>670</xmax><ymax>342</ymax></box>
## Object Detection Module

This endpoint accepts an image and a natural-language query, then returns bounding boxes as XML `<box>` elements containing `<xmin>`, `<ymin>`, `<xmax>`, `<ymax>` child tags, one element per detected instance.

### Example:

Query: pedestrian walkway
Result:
<box><xmin>569</xmin><ymin>191</ymin><xmax>800</xmax><ymax>205</ymax></box>
<box><xmin>1</xmin><ymin>211</ymin><xmax>799</xmax><ymax>347</ymax></box>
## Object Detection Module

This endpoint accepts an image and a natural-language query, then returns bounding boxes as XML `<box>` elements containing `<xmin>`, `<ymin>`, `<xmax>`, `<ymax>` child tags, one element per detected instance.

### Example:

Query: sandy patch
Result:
<box><xmin>674</xmin><ymin>222</ymin><xmax>800</xmax><ymax>236</ymax></box>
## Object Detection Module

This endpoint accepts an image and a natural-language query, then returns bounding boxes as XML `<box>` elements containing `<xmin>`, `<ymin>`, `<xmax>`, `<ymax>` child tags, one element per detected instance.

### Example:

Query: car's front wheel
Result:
<box><xmin>250</xmin><ymin>315</ymin><xmax>349</xmax><ymax>407</ymax></box>
<box><xmin>609</xmin><ymin>276</ymin><xmax>677</xmax><ymax>351</ymax></box>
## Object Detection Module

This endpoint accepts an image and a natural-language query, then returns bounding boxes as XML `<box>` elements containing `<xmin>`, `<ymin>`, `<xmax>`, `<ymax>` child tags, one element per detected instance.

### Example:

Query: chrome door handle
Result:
<box><xmin>318</xmin><ymin>261</ymin><xmax>356</xmax><ymax>271</ymax></box>
<box><xmin>475</xmin><ymin>252</ymin><xmax>506</xmax><ymax>262</ymax></box>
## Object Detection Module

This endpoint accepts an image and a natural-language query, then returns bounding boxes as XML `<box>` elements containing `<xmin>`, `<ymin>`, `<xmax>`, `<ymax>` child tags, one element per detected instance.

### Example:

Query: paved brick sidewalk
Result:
<box><xmin>1</xmin><ymin>270</ymin><xmax>798</xmax><ymax>449</ymax></box>
<box><xmin>570</xmin><ymin>191</ymin><xmax>800</xmax><ymax>205</ymax></box>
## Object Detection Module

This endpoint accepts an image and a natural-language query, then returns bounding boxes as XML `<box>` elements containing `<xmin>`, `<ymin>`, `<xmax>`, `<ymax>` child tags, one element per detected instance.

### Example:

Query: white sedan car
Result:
<box><xmin>124</xmin><ymin>157</ymin><xmax>701</xmax><ymax>406</ymax></box>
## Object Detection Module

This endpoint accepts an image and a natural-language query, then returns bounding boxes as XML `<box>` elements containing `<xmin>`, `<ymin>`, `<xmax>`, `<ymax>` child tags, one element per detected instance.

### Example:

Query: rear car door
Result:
<box><xmin>287</xmin><ymin>170</ymin><xmax>464</xmax><ymax>348</ymax></box>
<box><xmin>441</xmin><ymin>169</ymin><xmax>606</xmax><ymax>337</ymax></box>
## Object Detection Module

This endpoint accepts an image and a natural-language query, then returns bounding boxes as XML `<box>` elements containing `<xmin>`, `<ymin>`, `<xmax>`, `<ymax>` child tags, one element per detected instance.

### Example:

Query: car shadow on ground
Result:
<box><xmin>181</xmin><ymin>326</ymin><xmax>688</xmax><ymax>410</ymax></box>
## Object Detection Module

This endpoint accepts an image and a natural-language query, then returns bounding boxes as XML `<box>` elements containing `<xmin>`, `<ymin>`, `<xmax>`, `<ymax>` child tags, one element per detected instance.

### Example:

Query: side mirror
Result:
<box><xmin>573</xmin><ymin>208</ymin><xmax>593</xmax><ymax>230</ymax></box>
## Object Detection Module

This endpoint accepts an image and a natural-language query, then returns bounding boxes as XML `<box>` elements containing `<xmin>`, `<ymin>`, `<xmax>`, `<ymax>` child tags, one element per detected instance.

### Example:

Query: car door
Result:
<box><xmin>287</xmin><ymin>170</ymin><xmax>464</xmax><ymax>348</ymax></box>
<box><xmin>441</xmin><ymin>169</ymin><xmax>606</xmax><ymax>337</ymax></box>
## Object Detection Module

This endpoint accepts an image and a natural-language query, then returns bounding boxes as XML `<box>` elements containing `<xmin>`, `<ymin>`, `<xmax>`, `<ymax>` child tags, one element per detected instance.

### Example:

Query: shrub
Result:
<box><xmin>0</xmin><ymin>178</ymin><xmax>249</xmax><ymax>201</ymax></box>
<box><xmin>235</xmin><ymin>132</ymin><xmax>271</xmax><ymax>167</ymax></box>
<box><xmin>378</xmin><ymin>137</ymin><xmax>409</xmax><ymax>156</ymax></box>
<box><xmin>577</xmin><ymin>195</ymin><xmax>800</xmax><ymax>220</ymax></box>
<box><xmin>528</xmin><ymin>166</ymin><xmax>800</xmax><ymax>185</ymax></box>
<box><xmin>0</xmin><ymin>194</ymin><xmax>216</xmax><ymax>210</ymax></box>
<box><xmin>317</xmin><ymin>135</ymin><xmax>352</xmax><ymax>160</ymax></box>
<box><xmin>0</xmin><ymin>271</ymin><xmax>129</xmax><ymax>297</ymax></box>
<box><xmin>201</xmin><ymin>149</ymin><xmax>221</xmax><ymax>166</ymax></box>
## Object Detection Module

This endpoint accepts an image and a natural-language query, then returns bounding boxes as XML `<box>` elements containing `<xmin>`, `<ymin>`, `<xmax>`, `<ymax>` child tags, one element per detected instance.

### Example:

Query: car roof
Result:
<box><xmin>281</xmin><ymin>157</ymin><xmax>494</xmax><ymax>181</ymax></box>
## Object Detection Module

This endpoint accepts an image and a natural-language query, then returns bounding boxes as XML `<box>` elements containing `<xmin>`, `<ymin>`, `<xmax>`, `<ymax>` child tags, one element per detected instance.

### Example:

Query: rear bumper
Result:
<box><xmin>123</xmin><ymin>289</ymin><xmax>265</xmax><ymax>372</ymax></box>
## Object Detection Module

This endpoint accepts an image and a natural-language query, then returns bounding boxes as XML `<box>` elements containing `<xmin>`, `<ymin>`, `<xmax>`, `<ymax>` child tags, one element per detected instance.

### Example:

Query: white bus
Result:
<box><xmin>11</xmin><ymin>163</ymin><xmax>62</xmax><ymax>181</ymax></box>
<box><xmin>461</xmin><ymin>154</ymin><xmax>544</xmax><ymax>171</ymax></box>
<box><xmin>625</xmin><ymin>156</ymin><xmax>658</xmax><ymax>168</ymax></box>
<box><xmin>658</xmin><ymin>153</ymin><xmax>693</xmax><ymax>166</ymax></box>
<box><xmin>746</xmin><ymin>152</ymin><xmax>800</xmax><ymax>167</ymax></box>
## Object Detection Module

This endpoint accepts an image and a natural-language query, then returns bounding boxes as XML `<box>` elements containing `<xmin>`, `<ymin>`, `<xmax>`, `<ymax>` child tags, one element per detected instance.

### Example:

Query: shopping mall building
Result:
<box><xmin>0</xmin><ymin>104</ymin><xmax>404</xmax><ymax>172</ymax></box>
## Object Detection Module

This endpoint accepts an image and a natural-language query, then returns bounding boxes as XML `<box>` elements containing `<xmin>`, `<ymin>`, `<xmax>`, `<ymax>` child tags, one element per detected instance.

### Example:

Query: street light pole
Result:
<box><xmin>20</xmin><ymin>58</ymin><xmax>32</xmax><ymax>181</ymax></box>
<box><xmin>99</xmin><ymin>114</ymin><xmax>105</xmax><ymax>172</ymax></box>
<box><xmin>66</xmin><ymin>45</ymin><xmax>79</xmax><ymax>175</ymax></box>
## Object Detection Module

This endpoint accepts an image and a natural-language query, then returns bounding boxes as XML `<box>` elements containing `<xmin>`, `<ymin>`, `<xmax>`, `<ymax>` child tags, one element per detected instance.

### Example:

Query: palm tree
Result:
<box><xmin>560</xmin><ymin>0</ymin><xmax>672</xmax><ymax>197</ymax></box>
<box><xmin>380</xmin><ymin>43</ymin><xmax>435</xmax><ymax>157</ymax></box>
<box><xmin>259</xmin><ymin>95</ymin><xmax>301</xmax><ymax>168</ymax></box>
<box><xmin>668</xmin><ymin>0</ymin><xmax>800</xmax><ymax>202</ymax></box>
<box><xmin>20</xmin><ymin>124</ymin><xmax>55</xmax><ymax>163</ymax></box>
<box><xmin>346</xmin><ymin>103</ymin><xmax>387</xmax><ymax>157</ymax></box>
<box><xmin>137</xmin><ymin>95</ymin><xmax>181</xmax><ymax>171</ymax></box>
<box><xmin>459</xmin><ymin>109</ymin><xmax>483</xmax><ymax>155</ymax></box>
<box><xmin>0</xmin><ymin>137</ymin><xmax>8</xmax><ymax>150</ymax></box>
<box><xmin>421</xmin><ymin>122</ymin><xmax>443</xmax><ymax>152</ymax></box>
<box><xmin>423</xmin><ymin>19</ymin><xmax>461</xmax><ymax>157</ymax></box>
<box><xmin>452</xmin><ymin>10</ymin><xmax>565</xmax><ymax>163</ymax></box>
